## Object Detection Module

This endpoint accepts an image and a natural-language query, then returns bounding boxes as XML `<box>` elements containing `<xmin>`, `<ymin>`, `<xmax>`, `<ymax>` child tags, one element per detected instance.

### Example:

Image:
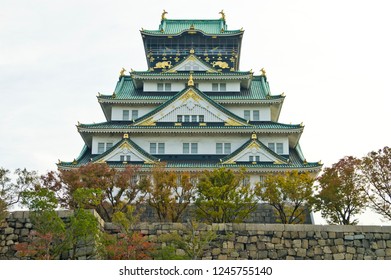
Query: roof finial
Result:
<box><xmin>120</xmin><ymin>67</ymin><xmax>126</xmax><ymax>77</ymax></box>
<box><xmin>219</xmin><ymin>10</ymin><xmax>226</xmax><ymax>21</ymax></box>
<box><xmin>251</xmin><ymin>132</ymin><xmax>257</xmax><ymax>140</ymax></box>
<box><xmin>161</xmin><ymin>9</ymin><xmax>168</xmax><ymax>20</ymax></box>
<box><xmin>261</xmin><ymin>68</ymin><xmax>266</xmax><ymax>76</ymax></box>
<box><xmin>188</xmin><ymin>74</ymin><xmax>194</xmax><ymax>87</ymax></box>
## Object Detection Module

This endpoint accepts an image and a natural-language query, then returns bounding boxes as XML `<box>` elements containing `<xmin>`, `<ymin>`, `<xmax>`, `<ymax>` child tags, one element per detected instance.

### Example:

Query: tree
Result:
<box><xmin>17</xmin><ymin>187</ymin><xmax>66</xmax><ymax>259</ymax></box>
<box><xmin>257</xmin><ymin>171</ymin><xmax>315</xmax><ymax>224</ymax></box>
<box><xmin>315</xmin><ymin>156</ymin><xmax>367</xmax><ymax>225</ymax></box>
<box><xmin>0</xmin><ymin>167</ymin><xmax>38</xmax><ymax>209</ymax></box>
<box><xmin>361</xmin><ymin>146</ymin><xmax>391</xmax><ymax>220</ymax></box>
<box><xmin>140</xmin><ymin>164</ymin><xmax>196</xmax><ymax>222</ymax></box>
<box><xmin>195</xmin><ymin>167</ymin><xmax>258</xmax><ymax>223</ymax></box>
<box><xmin>50</xmin><ymin>163</ymin><xmax>141</xmax><ymax>222</ymax></box>
<box><xmin>0</xmin><ymin>198</ymin><xmax>7</xmax><ymax>225</ymax></box>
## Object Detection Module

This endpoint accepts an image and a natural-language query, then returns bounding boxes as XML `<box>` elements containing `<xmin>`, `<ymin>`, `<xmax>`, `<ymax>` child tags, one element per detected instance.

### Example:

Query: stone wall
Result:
<box><xmin>1</xmin><ymin>211</ymin><xmax>391</xmax><ymax>260</ymax></box>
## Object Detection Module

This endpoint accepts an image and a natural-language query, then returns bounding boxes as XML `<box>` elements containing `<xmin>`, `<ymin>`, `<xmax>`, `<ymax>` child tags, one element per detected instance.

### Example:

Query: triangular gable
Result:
<box><xmin>133</xmin><ymin>86</ymin><xmax>249</xmax><ymax>126</ymax></box>
<box><xmin>166</xmin><ymin>54</ymin><xmax>218</xmax><ymax>73</ymax></box>
<box><xmin>221</xmin><ymin>134</ymin><xmax>289</xmax><ymax>164</ymax></box>
<box><xmin>93</xmin><ymin>136</ymin><xmax>157</xmax><ymax>164</ymax></box>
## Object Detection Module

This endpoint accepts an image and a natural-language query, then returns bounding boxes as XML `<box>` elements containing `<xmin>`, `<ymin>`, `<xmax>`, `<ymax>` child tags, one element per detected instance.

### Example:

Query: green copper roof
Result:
<box><xmin>142</xmin><ymin>19</ymin><xmax>242</xmax><ymax>36</ymax></box>
<box><xmin>58</xmin><ymin>145</ymin><xmax>321</xmax><ymax>172</ymax></box>
<box><xmin>77</xmin><ymin>121</ymin><xmax>303</xmax><ymax>131</ymax></box>
<box><xmin>98</xmin><ymin>75</ymin><xmax>280</xmax><ymax>102</ymax></box>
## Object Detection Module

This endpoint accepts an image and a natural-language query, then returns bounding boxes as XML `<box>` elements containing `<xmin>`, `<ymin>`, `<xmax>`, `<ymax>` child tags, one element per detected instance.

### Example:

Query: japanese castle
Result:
<box><xmin>59</xmin><ymin>11</ymin><xmax>322</xmax><ymax>184</ymax></box>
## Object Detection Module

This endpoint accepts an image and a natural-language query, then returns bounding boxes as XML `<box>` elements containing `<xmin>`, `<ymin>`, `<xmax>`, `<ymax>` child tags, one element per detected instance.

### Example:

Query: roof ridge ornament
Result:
<box><xmin>119</xmin><ymin>67</ymin><xmax>126</xmax><ymax>77</ymax></box>
<box><xmin>188</xmin><ymin>74</ymin><xmax>194</xmax><ymax>87</ymax></box>
<box><xmin>219</xmin><ymin>10</ymin><xmax>226</xmax><ymax>21</ymax></box>
<box><xmin>251</xmin><ymin>133</ymin><xmax>257</xmax><ymax>140</ymax></box>
<box><xmin>161</xmin><ymin>9</ymin><xmax>168</xmax><ymax>21</ymax></box>
<box><xmin>260</xmin><ymin>68</ymin><xmax>266</xmax><ymax>76</ymax></box>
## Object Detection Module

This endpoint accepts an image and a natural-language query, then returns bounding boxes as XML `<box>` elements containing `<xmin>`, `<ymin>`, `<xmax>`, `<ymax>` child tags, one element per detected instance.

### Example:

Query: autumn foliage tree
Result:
<box><xmin>315</xmin><ymin>156</ymin><xmax>367</xmax><ymax>225</ymax></box>
<box><xmin>139</xmin><ymin>164</ymin><xmax>197</xmax><ymax>222</ymax></box>
<box><xmin>195</xmin><ymin>168</ymin><xmax>258</xmax><ymax>223</ymax></box>
<box><xmin>47</xmin><ymin>163</ymin><xmax>141</xmax><ymax>222</ymax></box>
<box><xmin>361</xmin><ymin>146</ymin><xmax>391</xmax><ymax>221</ymax></box>
<box><xmin>257</xmin><ymin>171</ymin><xmax>315</xmax><ymax>224</ymax></box>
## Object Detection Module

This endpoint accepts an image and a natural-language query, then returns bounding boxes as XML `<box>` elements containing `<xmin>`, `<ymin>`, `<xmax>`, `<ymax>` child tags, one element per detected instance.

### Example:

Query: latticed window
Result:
<box><xmin>253</xmin><ymin>110</ymin><xmax>260</xmax><ymax>121</ymax></box>
<box><xmin>122</xmin><ymin>110</ymin><xmax>129</xmax><ymax>120</ymax></box>
<box><xmin>98</xmin><ymin>143</ymin><xmax>105</xmax><ymax>154</ymax></box>
<box><xmin>244</xmin><ymin>110</ymin><xmax>251</xmax><ymax>120</ymax></box>
<box><xmin>131</xmin><ymin>110</ymin><xmax>138</xmax><ymax>120</ymax></box>
<box><xmin>276</xmin><ymin>143</ymin><xmax>284</xmax><ymax>154</ymax></box>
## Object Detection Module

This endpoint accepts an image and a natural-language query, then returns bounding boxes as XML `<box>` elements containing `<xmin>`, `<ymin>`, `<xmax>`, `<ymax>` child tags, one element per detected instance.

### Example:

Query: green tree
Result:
<box><xmin>17</xmin><ymin>187</ymin><xmax>66</xmax><ymax>259</ymax></box>
<box><xmin>257</xmin><ymin>170</ymin><xmax>315</xmax><ymax>224</ymax></box>
<box><xmin>140</xmin><ymin>164</ymin><xmax>196</xmax><ymax>222</ymax></box>
<box><xmin>315</xmin><ymin>156</ymin><xmax>367</xmax><ymax>225</ymax></box>
<box><xmin>361</xmin><ymin>146</ymin><xmax>391</xmax><ymax>220</ymax></box>
<box><xmin>195</xmin><ymin>167</ymin><xmax>257</xmax><ymax>223</ymax></box>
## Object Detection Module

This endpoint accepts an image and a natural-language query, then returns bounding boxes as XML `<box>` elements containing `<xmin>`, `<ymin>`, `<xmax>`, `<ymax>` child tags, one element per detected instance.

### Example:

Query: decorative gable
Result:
<box><xmin>133</xmin><ymin>87</ymin><xmax>248</xmax><ymax>126</ymax></box>
<box><xmin>166</xmin><ymin>51</ymin><xmax>218</xmax><ymax>73</ymax></box>
<box><xmin>221</xmin><ymin>134</ymin><xmax>289</xmax><ymax>164</ymax></box>
<box><xmin>94</xmin><ymin>136</ymin><xmax>157</xmax><ymax>164</ymax></box>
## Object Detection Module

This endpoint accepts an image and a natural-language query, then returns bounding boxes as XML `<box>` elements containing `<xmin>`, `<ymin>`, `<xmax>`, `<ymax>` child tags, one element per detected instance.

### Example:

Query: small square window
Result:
<box><xmin>177</xmin><ymin>115</ymin><xmax>183</xmax><ymax>122</ymax></box>
<box><xmin>120</xmin><ymin>155</ymin><xmax>125</xmax><ymax>161</ymax></box>
<box><xmin>184</xmin><ymin>115</ymin><xmax>190</xmax><ymax>122</ymax></box>
<box><xmin>132</xmin><ymin>110</ymin><xmax>138</xmax><ymax>120</ymax></box>
<box><xmin>191</xmin><ymin>143</ymin><xmax>198</xmax><ymax>154</ymax></box>
<box><xmin>212</xmin><ymin>83</ymin><xmax>218</xmax><ymax>91</ymax></box>
<box><xmin>249</xmin><ymin>156</ymin><xmax>254</xmax><ymax>162</ymax></box>
<box><xmin>276</xmin><ymin>143</ymin><xmax>283</xmax><ymax>154</ymax></box>
<box><xmin>106</xmin><ymin>143</ymin><xmax>113</xmax><ymax>151</ymax></box>
<box><xmin>183</xmin><ymin>143</ymin><xmax>190</xmax><ymax>154</ymax></box>
<box><xmin>126</xmin><ymin>155</ymin><xmax>131</xmax><ymax>161</ymax></box>
<box><xmin>191</xmin><ymin>115</ymin><xmax>197</xmax><ymax>122</ymax></box>
<box><xmin>253</xmin><ymin>110</ymin><xmax>260</xmax><ymax>121</ymax></box>
<box><xmin>158</xmin><ymin>143</ymin><xmax>165</xmax><ymax>154</ymax></box>
<box><xmin>244</xmin><ymin>110</ymin><xmax>251</xmax><ymax>120</ymax></box>
<box><xmin>220</xmin><ymin>83</ymin><xmax>226</xmax><ymax>91</ymax></box>
<box><xmin>122</xmin><ymin>110</ymin><xmax>129</xmax><ymax>120</ymax></box>
<box><xmin>157</xmin><ymin>83</ymin><xmax>164</xmax><ymax>91</ymax></box>
<box><xmin>224</xmin><ymin>143</ymin><xmax>231</xmax><ymax>154</ymax></box>
<box><xmin>216</xmin><ymin>143</ymin><xmax>223</xmax><ymax>154</ymax></box>
<box><xmin>98</xmin><ymin>142</ymin><xmax>105</xmax><ymax>154</ymax></box>
<box><xmin>165</xmin><ymin>83</ymin><xmax>171</xmax><ymax>91</ymax></box>
<box><xmin>150</xmin><ymin>143</ymin><xmax>157</xmax><ymax>154</ymax></box>
<box><xmin>255</xmin><ymin>156</ymin><xmax>260</xmax><ymax>162</ymax></box>
<box><xmin>199</xmin><ymin>115</ymin><xmax>204</xmax><ymax>122</ymax></box>
<box><xmin>268</xmin><ymin>143</ymin><xmax>275</xmax><ymax>152</ymax></box>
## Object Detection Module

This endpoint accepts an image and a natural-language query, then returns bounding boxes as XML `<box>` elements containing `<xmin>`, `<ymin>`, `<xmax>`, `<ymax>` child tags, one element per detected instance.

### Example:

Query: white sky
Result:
<box><xmin>0</xmin><ymin>0</ymin><xmax>390</xmax><ymax>225</ymax></box>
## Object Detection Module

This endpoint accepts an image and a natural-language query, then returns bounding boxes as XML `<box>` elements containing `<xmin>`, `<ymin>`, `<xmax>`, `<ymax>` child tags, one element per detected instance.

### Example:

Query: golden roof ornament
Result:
<box><xmin>187</xmin><ymin>74</ymin><xmax>194</xmax><ymax>87</ymax></box>
<box><xmin>72</xmin><ymin>159</ymin><xmax>77</xmax><ymax>165</ymax></box>
<box><xmin>119</xmin><ymin>67</ymin><xmax>126</xmax><ymax>77</ymax></box>
<box><xmin>251</xmin><ymin>133</ymin><xmax>257</xmax><ymax>140</ymax></box>
<box><xmin>161</xmin><ymin>9</ymin><xmax>168</xmax><ymax>20</ymax></box>
<box><xmin>123</xmin><ymin>133</ymin><xmax>129</xmax><ymax>139</ymax></box>
<box><xmin>112</xmin><ymin>92</ymin><xmax>116</xmax><ymax>98</ymax></box>
<box><xmin>261</xmin><ymin>68</ymin><xmax>266</xmax><ymax>76</ymax></box>
<box><xmin>219</xmin><ymin>10</ymin><xmax>226</xmax><ymax>21</ymax></box>
<box><xmin>190</xmin><ymin>48</ymin><xmax>195</xmax><ymax>54</ymax></box>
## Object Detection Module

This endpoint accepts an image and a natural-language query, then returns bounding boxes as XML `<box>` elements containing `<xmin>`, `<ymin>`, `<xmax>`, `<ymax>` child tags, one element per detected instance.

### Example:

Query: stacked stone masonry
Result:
<box><xmin>1</xmin><ymin>211</ymin><xmax>391</xmax><ymax>260</ymax></box>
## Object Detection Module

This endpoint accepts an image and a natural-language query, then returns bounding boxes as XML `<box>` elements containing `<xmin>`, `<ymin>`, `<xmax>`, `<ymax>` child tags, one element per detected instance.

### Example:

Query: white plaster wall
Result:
<box><xmin>92</xmin><ymin>136</ymin><xmax>122</xmax><ymax>154</ymax></box>
<box><xmin>112</xmin><ymin>105</ymin><xmax>156</xmax><ymax>120</ymax></box>
<box><xmin>105</xmin><ymin>149</ymin><xmax>143</xmax><ymax>162</ymax></box>
<box><xmin>143</xmin><ymin>81</ymin><xmax>241</xmax><ymax>92</ymax></box>
<box><xmin>257</xmin><ymin>136</ymin><xmax>289</xmax><ymax>154</ymax></box>
<box><xmin>226</xmin><ymin>105</ymin><xmax>271</xmax><ymax>121</ymax></box>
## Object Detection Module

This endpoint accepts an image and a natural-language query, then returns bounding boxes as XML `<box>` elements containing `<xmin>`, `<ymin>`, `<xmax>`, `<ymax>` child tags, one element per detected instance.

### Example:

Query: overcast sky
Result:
<box><xmin>1</xmin><ymin>0</ymin><xmax>390</xmax><ymax>224</ymax></box>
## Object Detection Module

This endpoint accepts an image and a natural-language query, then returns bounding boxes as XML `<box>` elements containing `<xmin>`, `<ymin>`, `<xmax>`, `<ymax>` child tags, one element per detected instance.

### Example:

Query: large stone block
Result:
<box><xmin>292</xmin><ymin>239</ymin><xmax>301</xmax><ymax>248</ymax></box>
<box><xmin>333</xmin><ymin>253</ymin><xmax>345</xmax><ymax>260</ymax></box>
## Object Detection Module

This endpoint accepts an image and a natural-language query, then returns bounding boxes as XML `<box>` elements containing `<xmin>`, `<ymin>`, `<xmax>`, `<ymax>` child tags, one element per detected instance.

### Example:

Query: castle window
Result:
<box><xmin>199</xmin><ymin>115</ymin><xmax>204</xmax><ymax>122</ymax></box>
<box><xmin>244</xmin><ymin>110</ymin><xmax>251</xmax><ymax>120</ymax></box>
<box><xmin>220</xmin><ymin>83</ymin><xmax>226</xmax><ymax>91</ymax></box>
<box><xmin>120</xmin><ymin>155</ymin><xmax>131</xmax><ymax>162</ymax></box>
<box><xmin>164</xmin><ymin>83</ymin><xmax>171</xmax><ymax>91</ymax></box>
<box><xmin>184</xmin><ymin>115</ymin><xmax>190</xmax><ymax>122</ymax></box>
<box><xmin>212</xmin><ymin>83</ymin><xmax>219</xmax><ymax>91</ymax></box>
<box><xmin>216</xmin><ymin>143</ymin><xmax>223</xmax><ymax>154</ymax></box>
<box><xmin>177</xmin><ymin>115</ymin><xmax>182</xmax><ymax>122</ymax></box>
<box><xmin>253</xmin><ymin>110</ymin><xmax>260</xmax><ymax>121</ymax></box>
<box><xmin>191</xmin><ymin>143</ymin><xmax>198</xmax><ymax>154</ymax></box>
<box><xmin>276</xmin><ymin>143</ymin><xmax>284</xmax><ymax>154</ymax></box>
<box><xmin>158</xmin><ymin>143</ymin><xmax>165</xmax><ymax>154</ymax></box>
<box><xmin>216</xmin><ymin>143</ymin><xmax>231</xmax><ymax>154</ymax></box>
<box><xmin>183</xmin><ymin>143</ymin><xmax>198</xmax><ymax>154</ymax></box>
<box><xmin>191</xmin><ymin>115</ymin><xmax>197</xmax><ymax>122</ymax></box>
<box><xmin>123</xmin><ymin>110</ymin><xmax>130</xmax><ymax>120</ymax></box>
<box><xmin>106</xmin><ymin>143</ymin><xmax>113</xmax><ymax>150</ymax></box>
<box><xmin>183</xmin><ymin>143</ymin><xmax>189</xmax><ymax>154</ymax></box>
<box><xmin>98</xmin><ymin>142</ymin><xmax>105</xmax><ymax>154</ymax></box>
<box><xmin>131</xmin><ymin>110</ymin><xmax>138</xmax><ymax>120</ymax></box>
<box><xmin>150</xmin><ymin>143</ymin><xmax>165</xmax><ymax>154</ymax></box>
<box><xmin>157</xmin><ymin>83</ymin><xmax>164</xmax><ymax>91</ymax></box>
<box><xmin>268</xmin><ymin>143</ymin><xmax>275</xmax><ymax>152</ymax></box>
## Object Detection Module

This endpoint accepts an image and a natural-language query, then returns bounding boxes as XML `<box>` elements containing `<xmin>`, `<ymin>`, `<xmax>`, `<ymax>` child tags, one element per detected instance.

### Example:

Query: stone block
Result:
<box><xmin>328</xmin><ymin>232</ymin><xmax>336</xmax><ymax>239</ymax></box>
<box><xmin>333</xmin><ymin>253</ymin><xmax>345</xmax><ymax>260</ymax></box>
<box><xmin>299</xmin><ymin>231</ymin><xmax>307</xmax><ymax>239</ymax></box>
<box><xmin>377</xmin><ymin>240</ymin><xmax>386</xmax><ymax>249</ymax></box>
<box><xmin>6</xmin><ymin>240</ymin><xmax>14</xmax><ymax>246</ymax></box>
<box><xmin>246</xmin><ymin>244</ymin><xmax>257</xmax><ymax>251</ymax></box>
<box><xmin>387</xmin><ymin>241</ymin><xmax>391</xmax><ymax>248</ymax></box>
<box><xmin>277</xmin><ymin>249</ymin><xmax>288</xmax><ymax>258</ymax></box>
<box><xmin>271</xmin><ymin>237</ymin><xmax>280</xmax><ymax>244</ymax></box>
<box><xmin>6</xmin><ymin>234</ymin><xmax>18</xmax><ymax>241</ymax></box>
<box><xmin>275</xmin><ymin>244</ymin><xmax>284</xmax><ymax>250</ymax></box>
<box><xmin>334</xmin><ymin>238</ymin><xmax>344</xmax><ymax>245</ymax></box>
<box><xmin>217</xmin><ymin>254</ymin><xmax>227</xmax><ymax>260</ymax></box>
<box><xmin>249</xmin><ymin>236</ymin><xmax>258</xmax><ymax>243</ymax></box>
<box><xmin>385</xmin><ymin>249</ymin><xmax>391</xmax><ymax>257</ymax></box>
<box><xmin>284</xmin><ymin>239</ymin><xmax>292</xmax><ymax>248</ymax></box>
<box><xmin>258</xmin><ymin>251</ymin><xmax>268</xmax><ymax>259</ymax></box>
<box><xmin>248</xmin><ymin>250</ymin><xmax>257</xmax><ymax>259</ymax></box>
<box><xmin>211</xmin><ymin>248</ymin><xmax>221</xmax><ymax>256</ymax></box>
<box><xmin>292</xmin><ymin>239</ymin><xmax>301</xmax><ymax>248</ymax></box>
<box><xmin>268</xmin><ymin>251</ymin><xmax>278</xmax><ymax>259</ymax></box>
<box><xmin>344</xmin><ymin>235</ymin><xmax>354</xmax><ymax>241</ymax></box>
<box><xmin>257</xmin><ymin>242</ymin><xmax>266</xmax><ymax>250</ymax></box>
<box><xmin>314</xmin><ymin>247</ymin><xmax>323</xmax><ymax>255</ymax></box>
<box><xmin>346</xmin><ymin>247</ymin><xmax>356</xmax><ymax>254</ymax></box>
<box><xmin>375</xmin><ymin>249</ymin><xmax>386</xmax><ymax>257</ymax></box>
<box><xmin>324</xmin><ymin>254</ymin><xmax>332</xmax><ymax>260</ymax></box>
<box><xmin>287</xmin><ymin>248</ymin><xmax>296</xmax><ymax>256</ymax></box>
<box><xmin>309</xmin><ymin>240</ymin><xmax>318</xmax><ymax>246</ymax></box>
<box><xmin>336</xmin><ymin>245</ymin><xmax>345</xmax><ymax>253</ymax></box>
<box><xmin>323</xmin><ymin>246</ymin><xmax>332</xmax><ymax>254</ymax></box>
<box><xmin>302</xmin><ymin>239</ymin><xmax>309</xmax><ymax>249</ymax></box>
<box><xmin>265</xmin><ymin>243</ymin><xmax>274</xmax><ymax>250</ymax></box>
<box><xmin>345</xmin><ymin>253</ymin><xmax>353</xmax><ymax>260</ymax></box>
<box><xmin>286</xmin><ymin>256</ymin><xmax>295</xmax><ymax>260</ymax></box>
<box><xmin>20</xmin><ymin>228</ymin><xmax>29</xmax><ymax>237</ymax></box>
<box><xmin>230</xmin><ymin>251</ymin><xmax>240</xmax><ymax>258</ymax></box>
<box><xmin>4</xmin><ymin>228</ymin><xmax>14</xmax><ymax>235</ymax></box>
<box><xmin>370</xmin><ymin>242</ymin><xmax>378</xmax><ymax>250</ymax></box>
<box><xmin>296</xmin><ymin>248</ymin><xmax>307</xmax><ymax>257</ymax></box>
<box><xmin>306</xmin><ymin>231</ymin><xmax>314</xmax><ymax>238</ymax></box>
<box><xmin>236</xmin><ymin>236</ymin><xmax>248</xmax><ymax>243</ymax></box>
<box><xmin>318</xmin><ymin>239</ymin><xmax>326</xmax><ymax>246</ymax></box>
